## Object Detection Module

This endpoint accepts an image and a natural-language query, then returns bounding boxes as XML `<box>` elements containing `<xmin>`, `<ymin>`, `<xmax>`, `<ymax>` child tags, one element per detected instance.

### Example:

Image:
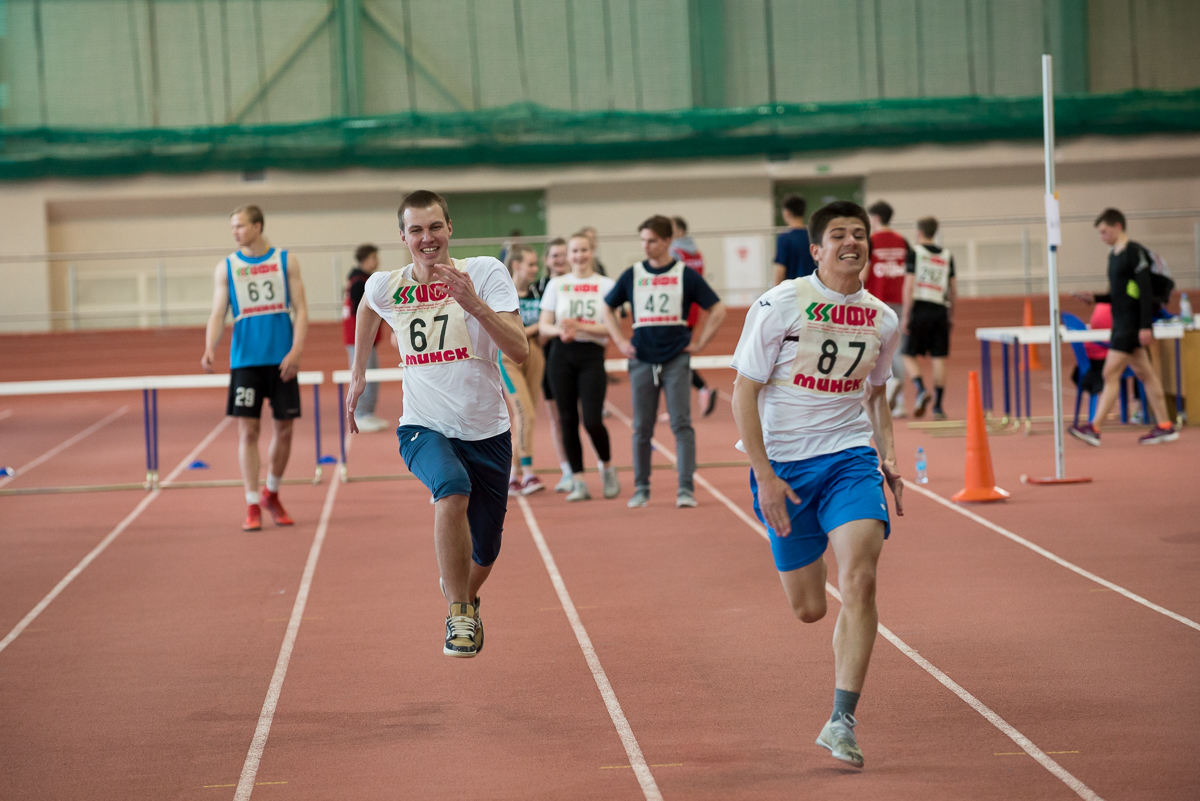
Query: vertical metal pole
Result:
<box><xmin>68</xmin><ymin>263</ymin><xmax>79</xmax><ymax>331</ymax></box>
<box><xmin>1043</xmin><ymin>54</ymin><xmax>1067</xmax><ymax>478</ymax></box>
<box><xmin>1021</xmin><ymin>226</ymin><xmax>1032</xmax><ymax>295</ymax></box>
<box><xmin>157</xmin><ymin>261</ymin><xmax>167</xmax><ymax>328</ymax></box>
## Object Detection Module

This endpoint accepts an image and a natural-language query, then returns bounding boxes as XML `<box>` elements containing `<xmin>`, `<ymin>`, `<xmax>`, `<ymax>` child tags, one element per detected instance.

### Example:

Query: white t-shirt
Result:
<box><xmin>730</xmin><ymin>273</ymin><xmax>900</xmax><ymax>462</ymax></box>
<box><xmin>540</xmin><ymin>272</ymin><xmax>616</xmax><ymax>346</ymax></box>
<box><xmin>365</xmin><ymin>256</ymin><xmax>519</xmax><ymax>441</ymax></box>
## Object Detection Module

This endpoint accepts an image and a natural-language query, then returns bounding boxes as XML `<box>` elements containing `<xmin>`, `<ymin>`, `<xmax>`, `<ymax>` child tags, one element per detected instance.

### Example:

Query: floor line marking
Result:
<box><xmin>0</xmin><ymin>409</ymin><xmax>13</xmax><ymax>421</ymax></box>
<box><xmin>517</xmin><ymin>495</ymin><xmax>662</xmax><ymax>801</ymax></box>
<box><xmin>0</xmin><ymin>416</ymin><xmax>230</xmax><ymax>657</ymax></box>
<box><xmin>0</xmin><ymin>405</ymin><xmax>128</xmax><ymax>488</ymax></box>
<box><xmin>233</xmin><ymin>438</ymin><xmax>349</xmax><ymax>801</ymax></box>
<box><xmin>604</xmin><ymin>400</ymin><xmax>1104</xmax><ymax>801</ymax></box>
<box><xmin>903</xmin><ymin>481</ymin><xmax>1200</xmax><ymax>633</ymax></box>
<box><xmin>997</xmin><ymin>751</ymin><xmax>1080</xmax><ymax>756</ymax></box>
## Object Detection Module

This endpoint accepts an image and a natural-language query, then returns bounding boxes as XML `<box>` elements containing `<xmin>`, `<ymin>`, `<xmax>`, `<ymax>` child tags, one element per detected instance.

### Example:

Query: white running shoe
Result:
<box><xmin>627</xmin><ymin>487</ymin><xmax>650</xmax><ymax>508</ymax></box>
<box><xmin>565</xmin><ymin>478</ymin><xmax>591</xmax><ymax>502</ymax></box>
<box><xmin>602</xmin><ymin>467</ymin><xmax>621</xmax><ymax>499</ymax></box>
<box><xmin>676</xmin><ymin>489</ymin><xmax>698</xmax><ymax>508</ymax></box>
<box><xmin>443</xmin><ymin>602</ymin><xmax>478</xmax><ymax>658</ymax></box>
<box><xmin>554</xmin><ymin>473</ymin><xmax>574</xmax><ymax>493</ymax></box>
<box><xmin>816</xmin><ymin>714</ymin><xmax>864</xmax><ymax>768</ymax></box>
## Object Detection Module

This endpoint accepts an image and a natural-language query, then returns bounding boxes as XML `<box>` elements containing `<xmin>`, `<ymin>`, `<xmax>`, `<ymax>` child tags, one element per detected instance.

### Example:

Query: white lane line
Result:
<box><xmin>0</xmin><ymin>405</ymin><xmax>129</xmax><ymax>488</ymax></box>
<box><xmin>0</xmin><ymin>416</ymin><xmax>230</xmax><ymax>656</ymax></box>
<box><xmin>604</xmin><ymin>400</ymin><xmax>1104</xmax><ymax>801</ymax></box>
<box><xmin>0</xmin><ymin>409</ymin><xmax>13</xmax><ymax>421</ymax></box>
<box><xmin>234</xmin><ymin>438</ymin><xmax>350</xmax><ymax>801</ymax></box>
<box><xmin>517</xmin><ymin>495</ymin><xmax>662</xmax><ymax>801</ymax></box>
<box><xmin>903</xmin><ymin>481</ymin><xmax>1200</xmax><ymax>633</ymax></box>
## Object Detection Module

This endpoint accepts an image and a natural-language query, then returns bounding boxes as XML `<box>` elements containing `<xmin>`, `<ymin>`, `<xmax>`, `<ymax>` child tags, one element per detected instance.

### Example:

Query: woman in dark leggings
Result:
<box><xmin>538</xmin><ymin>233</ymin><xmax>621</xmax><ymax>502</ymax></box>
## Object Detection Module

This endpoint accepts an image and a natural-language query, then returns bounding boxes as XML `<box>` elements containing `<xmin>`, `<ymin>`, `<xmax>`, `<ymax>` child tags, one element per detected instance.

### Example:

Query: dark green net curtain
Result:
<box><xmin>1</xmin><ymin>0</ymin><xmax>1198</xmax><ymax>178</ymax></box>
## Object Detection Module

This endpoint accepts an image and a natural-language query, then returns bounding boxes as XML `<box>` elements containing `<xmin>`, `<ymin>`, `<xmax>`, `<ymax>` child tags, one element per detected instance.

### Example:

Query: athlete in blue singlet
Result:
<box><xmin>202</xmin><ymin>205</ymin><xmax>310</xmax><ymax>531</ymax></box>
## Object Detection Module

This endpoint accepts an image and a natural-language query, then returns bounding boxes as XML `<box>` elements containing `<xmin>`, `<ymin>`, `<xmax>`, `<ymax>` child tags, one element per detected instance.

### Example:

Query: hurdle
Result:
<box><xmin>330</xmin><ymin>355</ymin><xmax>737</xmax><ymax>483</ymax></box>
<box><xmin>0</xmin><ymin>371</ymin><xmax>328</xmax><ymax>495</ymax></box>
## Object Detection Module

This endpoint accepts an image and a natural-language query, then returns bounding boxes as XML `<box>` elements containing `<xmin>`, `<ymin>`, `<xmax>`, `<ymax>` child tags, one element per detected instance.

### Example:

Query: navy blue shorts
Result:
<box><xmin>751</xmin><ymin>446</ymin><xmax>891</xmax><ymax>573</ymax></box>
<box><xmin>398</xmin><ymin>425</ymin><xmax>512</xmax><ymax>568</ymax></box>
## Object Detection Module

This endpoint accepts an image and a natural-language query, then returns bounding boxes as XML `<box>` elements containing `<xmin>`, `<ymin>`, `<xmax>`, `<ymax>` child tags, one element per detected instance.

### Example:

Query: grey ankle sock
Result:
<box><xmin>832</xmin><ymin>689</ymin><xmax>860</xmax><ymax>723</ymax></box>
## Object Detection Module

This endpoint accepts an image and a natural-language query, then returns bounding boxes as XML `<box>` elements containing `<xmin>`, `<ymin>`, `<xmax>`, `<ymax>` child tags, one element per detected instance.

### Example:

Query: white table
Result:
<box><xmin>974</xmin><ymin>323</ymin><xmax>1187</xmax><ymax>425</ymax></box>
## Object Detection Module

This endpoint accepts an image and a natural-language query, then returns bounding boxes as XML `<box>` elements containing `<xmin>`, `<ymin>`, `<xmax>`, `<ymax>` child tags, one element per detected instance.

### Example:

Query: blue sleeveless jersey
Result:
<box><xmin>227</xmin><ymin>248</ymin><xmax>294</xmax><ymax>369</ymax></box>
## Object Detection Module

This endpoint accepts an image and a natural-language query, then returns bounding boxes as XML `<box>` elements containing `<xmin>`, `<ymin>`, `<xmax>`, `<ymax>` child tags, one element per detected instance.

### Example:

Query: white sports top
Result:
<box><xmin>540</xmin><ymin>272</ymin><xmax>615</xmax><ymax>346</ymax></box>
<box><xmin>365</xmin><ymin>256</ymin><xmax>519</xmax><ymax>441</ymax></box>
<box><xmin>730</xmin><ymin>273</ymin><xmax>900</xmax><ymax>462</ymax></box>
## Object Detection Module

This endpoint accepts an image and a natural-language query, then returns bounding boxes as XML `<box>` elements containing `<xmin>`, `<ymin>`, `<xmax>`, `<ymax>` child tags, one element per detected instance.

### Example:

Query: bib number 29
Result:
<box><xmin>816</xmin><ymin>339</ymin><xmax>867</xmax><ymax>377</ymax></box>
<box><xmin>409</xmin><ymin>314</ymin><xmax>449</xmax><ymax>352</ymax></box>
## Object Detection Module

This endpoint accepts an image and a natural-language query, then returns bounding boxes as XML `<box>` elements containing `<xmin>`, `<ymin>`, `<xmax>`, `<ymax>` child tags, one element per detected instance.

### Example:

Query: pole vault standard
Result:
<box><xmin>1024</xmin><ymin>54</ymin><xmax>1091</xmax><ymax>486</ymax></box>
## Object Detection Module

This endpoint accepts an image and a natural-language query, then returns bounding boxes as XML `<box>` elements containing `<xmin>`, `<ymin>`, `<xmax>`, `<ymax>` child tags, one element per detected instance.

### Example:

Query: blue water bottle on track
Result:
<box><xmin>915</xmin><ymin>447</ymin><xmax>929</xmax><ymax>484</ymax></box>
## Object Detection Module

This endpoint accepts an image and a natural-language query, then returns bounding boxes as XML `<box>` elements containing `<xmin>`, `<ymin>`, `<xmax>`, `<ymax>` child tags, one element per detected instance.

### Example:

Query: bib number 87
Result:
<box><xmin>409</xmin><ymin>314</ymin><xmax>449</xmax><ymax>353</ymax></box>
<box><xmin>817</xmin><ymin>339</ymin><xmax>867</xmax><ymax>378</ymax></box>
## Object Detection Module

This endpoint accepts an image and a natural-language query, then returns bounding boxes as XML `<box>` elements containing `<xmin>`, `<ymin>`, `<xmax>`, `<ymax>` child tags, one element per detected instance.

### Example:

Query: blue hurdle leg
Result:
<box><xmin>312</xmin><ymin>384</ymin><xmax>322</xmax><ymax>483</ymax></box>
<box><xmin>142</xmin><ymin>389</ymin><xmax>153</xmax><ymax>488</ymax></box>
<box><xmin>151</xmin><ymin>389</ymin><xmax>160</xmax><ymax>486</ymax></box>
<box><xmin>980</xmin><ymin>341</ymin><xmax>993</xmax><ymax>416</ymax></box>
<box><xmin>1001</xmin><ymin>343</ymin><xmax>1011</xmax><ymax>422</ymax></box>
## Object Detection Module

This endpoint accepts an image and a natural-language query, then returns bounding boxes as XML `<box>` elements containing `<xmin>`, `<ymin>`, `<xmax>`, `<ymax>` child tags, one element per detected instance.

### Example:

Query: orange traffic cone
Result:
<box><xmin>952</xmin><ymin>371</ymin><xmax>1010</xmax><ymax>503</ymax></box>
<box><xmin>1023</xmin><ymin>298</ymin><xmax>1045</xmax><ymax>370</ymax></box>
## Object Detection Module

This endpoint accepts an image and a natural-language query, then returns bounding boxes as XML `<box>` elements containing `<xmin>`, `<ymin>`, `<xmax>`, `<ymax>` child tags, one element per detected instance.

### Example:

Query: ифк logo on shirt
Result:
<box><xmin>805</xmin><ymin>302</ymin><xmax>877</xmax><ymax>327</ymax></box>
<box><xmin>393</xmin><ymin>283</ymin><xmax>450</xmax><ymax>305</ymax></box>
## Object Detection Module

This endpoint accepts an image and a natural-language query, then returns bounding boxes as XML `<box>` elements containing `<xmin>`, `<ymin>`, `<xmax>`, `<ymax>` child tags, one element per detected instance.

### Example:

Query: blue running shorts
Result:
<box><xmin>750</xmin><ymin>445</ymin><xmax>891</xmax><ymax>573</ymax></box>
<box><xmin>398</xmin><ymin>425</ymin><xmax>512</xmax><ymax>567</ymax></box>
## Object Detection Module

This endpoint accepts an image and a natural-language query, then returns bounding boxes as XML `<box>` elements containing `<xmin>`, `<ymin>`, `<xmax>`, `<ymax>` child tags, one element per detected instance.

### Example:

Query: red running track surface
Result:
<box><xmin>1</xmin><ymin>307</ymin><xmax>1198</xmax><ymax>800</ymax></box>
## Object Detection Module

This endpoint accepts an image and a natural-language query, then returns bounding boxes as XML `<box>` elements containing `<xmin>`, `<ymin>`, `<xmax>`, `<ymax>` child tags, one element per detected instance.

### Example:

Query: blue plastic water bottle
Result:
<box><xmin>915</xmin><ymin>447</ymin><xmax>929</xmax><ymax>484</ymax></box>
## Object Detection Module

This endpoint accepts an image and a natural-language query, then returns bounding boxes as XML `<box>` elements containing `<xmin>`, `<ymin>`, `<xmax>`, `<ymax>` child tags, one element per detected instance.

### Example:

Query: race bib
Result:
<box><xmin>229</xmin><ymin>250</ymin><xmax>289</xmax><ymax>322</ymax></box>
<box><xmin>912</xmin><ymin>245</ymin><xmax>951</xmax><ymax>305</ymax></box>
<box><xmin>632</xmin><ymin>261</ymin><xmax>685</xmax><ymax>327</ymax></box>
<box><xmin>388</xmin><ymin>260</ymin><xmax>476</xmax><ymax>367</ymax></box>
<box><xmin>771</xmin><ymin>279</ymin><xmax>886</xmax><ymax>395</ymax></box>
<box><xmin>553</xmin><ymin>276</ymin><xmax>606</xmax><ymax>325</ymax></box>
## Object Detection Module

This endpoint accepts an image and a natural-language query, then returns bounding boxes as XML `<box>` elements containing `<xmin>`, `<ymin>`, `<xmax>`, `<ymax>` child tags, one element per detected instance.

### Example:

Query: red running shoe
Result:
<box><xmin>243</xmin><ymin>504</ymin><xmax>262</xmax><ymax>531</ymax></box>
<box><xmin>259</xmin><ymin>489</ymin><xmax>295</xmax><ymax>526</ymax></box>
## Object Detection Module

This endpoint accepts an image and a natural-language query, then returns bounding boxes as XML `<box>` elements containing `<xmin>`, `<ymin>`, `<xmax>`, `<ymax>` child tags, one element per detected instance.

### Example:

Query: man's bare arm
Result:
<box><xmin>279</xmin><ymin>257</ymin><xmax>307</xmax><ymax>381</ymax></box>
<box><xmin>731</xmin><ymin>375</ymin><xmax>800</xmax><ymax>535</ymax></box>
<box><xmin>687</xmin><ymin>301</ymin><xmax>726</xmax><ymax>353</ymax></box>
<box><xmin>201</xmin><ymin>262</ymin><xmax>229</xmax><ymax>373</ymax></box>
<box><xmin>772</xmin><ymin>264</ymin><xmax>787</xmax><ymax>286</ymax></box>
<box><xmin>863</xmin><ymin>382</ymin><xmax>904</xmax><ymax>515</ymax></box>
<box><xmin>345</xmin><ymin>301</ymin><xmax>384</xmax><ymax>434</ymax></box>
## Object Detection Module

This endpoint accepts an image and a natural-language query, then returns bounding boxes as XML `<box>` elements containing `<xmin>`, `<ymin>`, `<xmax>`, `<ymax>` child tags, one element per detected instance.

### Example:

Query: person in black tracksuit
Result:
<box><xmin>1068</xmin><ymin>208</ymin><xmax>1178</xmax><ymax>446</ymax></box>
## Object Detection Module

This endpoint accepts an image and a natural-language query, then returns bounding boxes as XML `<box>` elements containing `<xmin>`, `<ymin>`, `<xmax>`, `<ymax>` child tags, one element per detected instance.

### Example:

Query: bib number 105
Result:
<box><xmin>409</xmin><ymin>315</ymin><xmax>448</xmax><ymax>352</ymax></box>
<box><xmin>817</xmin><ymin>339</ymin><xmax>867</xmax><ymax>377</ymax></box>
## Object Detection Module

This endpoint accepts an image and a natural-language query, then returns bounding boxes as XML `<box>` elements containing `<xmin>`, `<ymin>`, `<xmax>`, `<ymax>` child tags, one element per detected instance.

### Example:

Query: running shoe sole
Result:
<box><xmin>1139</xmin><ymin>430</ymin><xmax>1180</xmax><ymax>444</ymax></box>
<box><xmin>1068</xmin><ymin>427</ymin><xmax>1101</xmax><ymax>447</ymax></box>
<box><xmin>816</xmin><ymin>718</ymin><xmax>864</xmax><ymax>768</ymax></box>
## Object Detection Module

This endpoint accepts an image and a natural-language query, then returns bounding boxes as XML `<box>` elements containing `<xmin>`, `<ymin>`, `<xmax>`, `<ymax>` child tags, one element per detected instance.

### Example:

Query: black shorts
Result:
<box><xmin>226</xmin><ymin>365</ymin><xmax>301</xmax><ymax>419</ymax></box>
<box><xmin>1109</xmin><ymin>326</ymin><xmax>1140</xmax><ymax>355</ymax></box>
<box><xmin>903</xmin><ymin>303</ymin><xmax>950</xmax><ymax>358</ymax></box>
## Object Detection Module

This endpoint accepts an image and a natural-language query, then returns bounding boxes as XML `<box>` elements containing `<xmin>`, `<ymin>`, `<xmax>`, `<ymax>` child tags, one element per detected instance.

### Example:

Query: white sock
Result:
<box><xmin>511</xmin><ymin>465</ymin><xmax>519</xmax><ymax>480</ymax></box>
<box><xmin>560</xmin><ymin>461</ymin><xmax>572</xmax><ymax>478</ymax></box>
<box><xmin>266</xmin><ymin>473</ymin><xmax>281</xmax><ymax>493</ymax></box>
<box><xmin>246</xmin><ymin>491</ymin><xmax>259</xmax><ymax>505</ymax></box>
<box><xmin>522</xmin><ymin>466</ymin><xmax>535</xmax><ymax>479</ymax></box>
<box><xmin>599</xmin><ymin>461</ymin><xmax>611</xmax><ymax>474</ymax></box>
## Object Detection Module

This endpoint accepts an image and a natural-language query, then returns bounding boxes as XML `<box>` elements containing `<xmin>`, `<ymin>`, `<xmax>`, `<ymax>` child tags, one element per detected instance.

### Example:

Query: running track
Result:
<box><xmin>1</xmin><ymin>308</ymin><xmax>1197</xmax><ymax>800</ymax></box>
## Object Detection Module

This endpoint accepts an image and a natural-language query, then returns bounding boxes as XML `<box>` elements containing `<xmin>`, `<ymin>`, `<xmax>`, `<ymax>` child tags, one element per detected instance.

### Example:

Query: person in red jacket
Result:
<box><xmin>343</xmin><ymin>244</ymin><xmax>389</xmax><ymax>432</ymax></box>
<box><xmin>862</xmin><ymin>201</ymin><xmax>910</xmax><ymax>417</ymax></box>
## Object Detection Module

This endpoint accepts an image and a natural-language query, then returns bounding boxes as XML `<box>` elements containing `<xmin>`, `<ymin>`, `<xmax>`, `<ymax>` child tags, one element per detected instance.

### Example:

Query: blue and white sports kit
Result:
<box><xmin>225</xmin><ymin>248</ymin><xmax>299</xmax><ymax>419</ymax></box>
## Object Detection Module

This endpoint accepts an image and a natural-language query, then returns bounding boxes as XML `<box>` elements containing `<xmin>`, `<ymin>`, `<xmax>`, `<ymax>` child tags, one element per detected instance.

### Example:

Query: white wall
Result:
<box><xmin>2</xmin><ymin>134</ymin><xmax>1198</xmax><ymax>332</ymax></box>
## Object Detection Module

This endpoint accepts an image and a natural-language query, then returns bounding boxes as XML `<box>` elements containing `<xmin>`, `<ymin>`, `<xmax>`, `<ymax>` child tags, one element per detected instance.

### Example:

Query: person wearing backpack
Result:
<box><xmin>1068</xmin><ymin>208</ymin><xmax>1178</xmax><ymax>446</ymax></box>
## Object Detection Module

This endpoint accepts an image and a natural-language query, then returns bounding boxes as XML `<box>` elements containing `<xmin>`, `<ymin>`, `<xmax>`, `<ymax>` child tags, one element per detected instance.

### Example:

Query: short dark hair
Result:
<box><xmin>672</xmin><ymin>216</ymin><xmax>688</xmax><ymax>233</ymax></box>
<box><xmin>868</xmin><ymin>201</ymin><xmax>894</xmax><ymax>225</ymax></box>
<box><xmin>545</xmin><ymin>236</ymin><xmax>567</xmax><ymax>250</ymax></box>
<box><xmin>808</xmin><ymin>201</ymin><xmax>871</xmax><ymax>245</ymax></box>
<box><xmin>398</xmin><ymin>190</ymin><xmax>451</xmax><ymax>228</ymax></box>
<box><xmin>782</xmin><ymin>195</ymin><xmax>807</xmax><ymax>219</ymax></box>
<box><xmin>232</xmin><ymin>204</ymin><xmax>264</xmax><ymax>230</ymax></box>
<box><xmin>354</xmin><ymin>243</ymin><xmax>378</xmax><ymax>264</ymax></box>
<box><xmin>917</xmin><ymin>216</ymin><xmax>939</xmax><ymax>238</ymax></box>
<box><xmin>638</xmin><ymin>215</ymin><xmax>674</xmax><ymax>240</ymax></box>
<box><xmin>1094</xmin><ymin>208</ymin><xmax>1126</xmax><ymax>229</ymax></box>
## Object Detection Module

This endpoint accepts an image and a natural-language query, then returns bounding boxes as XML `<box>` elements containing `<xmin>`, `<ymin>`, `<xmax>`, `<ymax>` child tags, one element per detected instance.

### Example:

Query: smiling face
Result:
<box><xmin>812</xmin><ymin>216</ymin><xmax>870</xmax><ymax>277</ymax></box>
<box><xmin>640</xmin><ymin>228</ymin><xmax>672</xmax><ymax>263</ymax></box>
<box><xmin>230</xmin><ymin>212</ymin><xmax>262</xmax><ymax>249</ymax></box>
<box><xmin>567</xmin><ymin>236</ymin><xmax>594</xmax><ymax>271</ymax></box>
<box><xmin>400</xmin><ymin>205</ymin><xmax>453</xmax><ymax>269</ymax></box>
<box><xmin>545</xmin><ymin>243</ymin><xmax>569</xmax><ymax>276</ymax></box>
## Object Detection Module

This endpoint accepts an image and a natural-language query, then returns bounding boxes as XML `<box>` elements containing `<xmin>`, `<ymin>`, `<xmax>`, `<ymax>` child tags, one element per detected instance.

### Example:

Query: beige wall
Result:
<box><xmin>2</xmin><ymin>134</ymin><xmax>1198</xmax><ymax>333</ymax></box>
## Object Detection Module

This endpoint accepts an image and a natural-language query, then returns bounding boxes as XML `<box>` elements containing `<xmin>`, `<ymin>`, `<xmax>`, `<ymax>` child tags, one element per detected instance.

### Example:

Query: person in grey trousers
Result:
<box><xmin>603</xmin><ymin>215</ymin><xmax>726</xmax><ymax>508</ymax></box>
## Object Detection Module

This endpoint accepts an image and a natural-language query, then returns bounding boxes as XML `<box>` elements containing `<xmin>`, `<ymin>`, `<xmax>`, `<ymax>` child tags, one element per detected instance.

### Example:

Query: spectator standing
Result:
<box><xmin>862</xmin><ymin>201</ymin><xmax>910</xmax><ymax>417</ymax></box>
<box><xmin>773</xmin><ymin>195</ymin><xmax>818</xmax><ymax>285</ymax></box>
<box><xmin>343</xmin><ymin>244</ymin><xmax>388</xmax><ymax>433</ymax></box>
<box><xmin>538</xmin><ymin>237</ymin><xmax>576</xmax><ymax>491</ymax></box>
<box><xmin>900</xmin><ymin>217</ymin><xmax>955</xmax><ymax>420</ymax></box>
<box><xmin>670</xmin><ymin>216</ymin><xmax>718</xmax><ymax>416</ymax></box>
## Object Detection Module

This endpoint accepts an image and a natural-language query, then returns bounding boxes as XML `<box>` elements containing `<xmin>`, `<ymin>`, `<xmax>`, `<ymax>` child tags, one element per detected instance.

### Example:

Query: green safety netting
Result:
<box><xmin>3</xmin><ymin>88</ymin><xmax>1199</xmax><ymax>179</ymax></box>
